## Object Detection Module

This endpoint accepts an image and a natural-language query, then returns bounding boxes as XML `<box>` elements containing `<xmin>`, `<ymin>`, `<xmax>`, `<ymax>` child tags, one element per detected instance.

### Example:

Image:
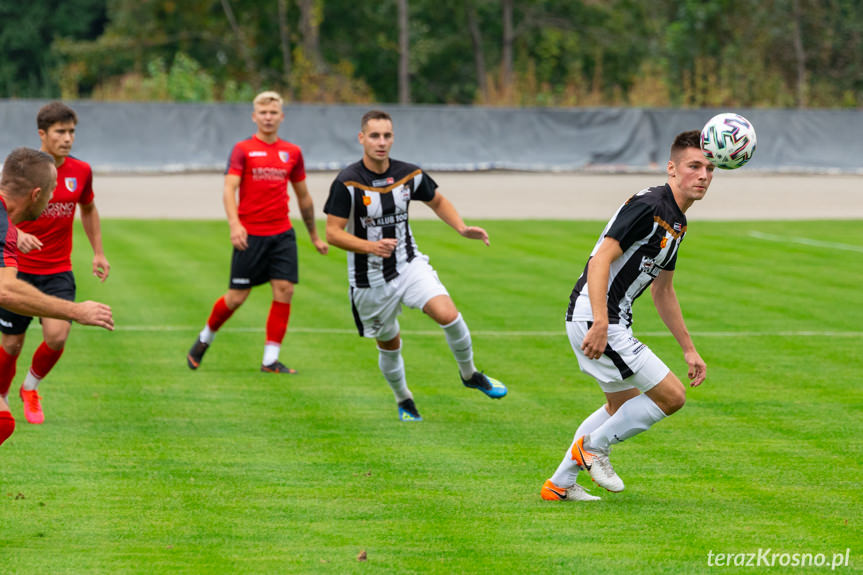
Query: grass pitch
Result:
<box><xmin>1</xmin><ymin>218</ymin><xmax>861</xmax><ymax>574</ymax></box>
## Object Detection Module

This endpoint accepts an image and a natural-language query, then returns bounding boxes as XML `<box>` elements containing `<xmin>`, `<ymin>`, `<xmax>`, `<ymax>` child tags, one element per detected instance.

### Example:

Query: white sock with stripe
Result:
<box><xmin>441</xmin><ymin>314</ymin><xmax>476</xmax><ymax>380</ymax></box>
<box><xmin>585</xmin><ymin>394</ymin><xmax>667</xmax><ymax>453</ymax></box>
<box><xmin>378</xmin><ymin>345</ymin><xmax>411</xmax><ymax>402</ymax></box>
<box><xmin>550</xmin><ymin>404</ymin><xmax>611</xmax><ymax>487</ymax></box>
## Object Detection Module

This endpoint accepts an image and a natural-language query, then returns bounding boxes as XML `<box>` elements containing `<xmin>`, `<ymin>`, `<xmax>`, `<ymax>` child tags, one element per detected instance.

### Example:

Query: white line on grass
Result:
<box><xmin>749</xmin><ymin>231</ymin><xmax>863</xmax><ymax>253</ymax></box>
<box><xmin>116</xmin><ymin>326</ymin><xmax>863</xmax><ymax>337</ymax></box>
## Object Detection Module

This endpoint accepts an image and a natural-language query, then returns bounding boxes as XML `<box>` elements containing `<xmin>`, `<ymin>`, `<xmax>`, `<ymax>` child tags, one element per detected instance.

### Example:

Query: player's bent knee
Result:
<box><xmin>271</xmin><ymin>280</ymin><xmax>295</xmax><ymax>302</ymax></box>
<box><xmin>377</xmin><ymin>334</ymin><xmax>401</xmax><ymax>351</ymax></box>
<box><xmin>648</xmin><ymin>373</ymin><xmax>686</xmax><ymax>415</ymax></box>
<box><xmin>225</xmin><ymin>289</ymin><xmax>251</xmax><ymax>309</ymax></box>
<box><xmin>44</xmin><ymin>338</ymin><xmax>67</xmax><ymax>351</ymax></box>
<box><xmin>423</xmin><ymin>296</ymin><xmax>458</xmax><ymax>325</ymax></box>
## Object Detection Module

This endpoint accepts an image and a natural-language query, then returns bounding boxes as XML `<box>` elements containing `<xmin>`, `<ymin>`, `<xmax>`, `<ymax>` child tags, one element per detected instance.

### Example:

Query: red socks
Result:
<box><xmin>30</xmin><ymin>342</ymin><xmax>64</xmax><ymax>380</ymax></box>
<box><xmin>265</xmin><ymin>301</ymin><xmax>291</xmax><ymax>345</ymax></box>
<box><xmin>0</xmin><ymin>411</ymin><xmax>14</xmax><ymax>446</ymax></box>
<box><xmin>0</xmin><ymin>346</ymin><xmax>18</xmax><ymax>398</ymax></box>
<box><xmin>207</xmin><ymin>296</ymin><xmax>235</xmax><ymax>331</ymax></box>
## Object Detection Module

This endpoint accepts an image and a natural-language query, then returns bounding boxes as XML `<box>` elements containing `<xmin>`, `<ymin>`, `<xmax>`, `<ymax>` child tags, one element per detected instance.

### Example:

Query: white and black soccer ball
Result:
<box><xmin>700</xmin><ymin>113</ymin><xmax>757</xmax><ymax>170</ymax></box>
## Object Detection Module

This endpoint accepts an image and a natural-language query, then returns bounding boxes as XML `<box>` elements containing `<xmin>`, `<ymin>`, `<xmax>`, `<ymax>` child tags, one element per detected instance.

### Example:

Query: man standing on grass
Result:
<box><xmin>0</xmin><ymin>147</ymin><xmax>113</xmax><ymax>446</ymax></box>
<box><xmin>0</xmin><ymin>102</ymin><xmax>110</xmax><ymax>425</ymax></box>
<box><xmin>187</xmin><ymin>91</ymin><xmax>328</xmax><ymax>374</ymax></box>
<box><xmin>540</xmin><ymin>130</ymin><xmax>709</xmax><ymax>502</ymax></box>
<box><xmin>323</xmin><ymin>110</ymin><xmax>507</xmax><ymax>422</ymax></box>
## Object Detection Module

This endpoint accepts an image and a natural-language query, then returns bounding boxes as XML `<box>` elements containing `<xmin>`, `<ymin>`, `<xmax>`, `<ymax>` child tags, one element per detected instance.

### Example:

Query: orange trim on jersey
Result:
<box><xmin>654</xmin><ymin>216</ymin><xmax>686</xmax><ymax>239</ymax></box>
<box><xmin>343</xmin><ymin>169</ymin><xmax>422</xmax><ymax>194</ymax></box>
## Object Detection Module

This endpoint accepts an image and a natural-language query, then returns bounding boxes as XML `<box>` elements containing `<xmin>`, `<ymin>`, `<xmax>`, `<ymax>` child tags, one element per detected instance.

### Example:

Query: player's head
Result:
<box><xmin>359</xmin><ymin>110</ymin><xmax>394</xmax><ymax>166</ymax></box>
<box><xmin>37</xmin><ymin>101</ymin><xmax>78</xmax><ymax>160</ymax></box>
<box><xmin>253</xmin><ymin>90</ymin><xmax>283</xmax><ymax>108</ymax></box>
<box><xmin>361</xmin><ymin>110</ymin><xmax>392</xmax><ymax>132</ymax></box>
<box><xmin>669</xmin><ymin>130</ymin><xmax>702</xmax><ymax>163</ymax></box>
<box><xmin>251</xmin><ymin>91</ymin><xmax>284</xmax><ymax>137</ymax></box>
<box><xmin>667</xmin><ymin>130</ymin><xmax>714</xmax><ymax>210</ymax></box>
<box><xmin>0</xmin><ymin>147</ymin><xmax>57</xmax><ymax>221</ymax></box>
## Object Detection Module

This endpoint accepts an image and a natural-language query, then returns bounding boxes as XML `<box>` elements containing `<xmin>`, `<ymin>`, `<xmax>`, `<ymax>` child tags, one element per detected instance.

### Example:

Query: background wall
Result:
<box><xmin>1</xmin><ymin>100</ymin><xmax>861</xmax><ymax>173</ymax></box>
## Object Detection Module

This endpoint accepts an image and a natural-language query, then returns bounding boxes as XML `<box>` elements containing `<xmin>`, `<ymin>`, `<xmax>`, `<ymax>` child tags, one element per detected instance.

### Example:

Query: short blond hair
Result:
<box><xmin>253</xmin><ymin>91</ymin><xmax>283</xmax><ymax>107</ymax></box>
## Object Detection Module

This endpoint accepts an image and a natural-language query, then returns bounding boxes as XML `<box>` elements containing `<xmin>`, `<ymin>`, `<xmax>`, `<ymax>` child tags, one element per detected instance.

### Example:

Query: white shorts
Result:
<box><xmin>350</xmin><ymin>256</ymin><xmax>449</xmax><ymax>341</ymax></box>
<box><xmin>565</xmin><ymin>320</ymin><xmax>669</xmax><ymax>393</ymax></box>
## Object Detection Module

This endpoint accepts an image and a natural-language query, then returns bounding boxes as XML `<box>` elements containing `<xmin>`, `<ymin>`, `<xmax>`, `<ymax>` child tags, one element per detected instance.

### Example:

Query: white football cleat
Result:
<box><xmin>571</xmin><ymin>435</ymin><xmax>625</xmax><ymax>493</ymax></box>
<box><xmin>541</xmin><ymin>479</ymin><xmax>601</xmax><ymax>502</ymax></box>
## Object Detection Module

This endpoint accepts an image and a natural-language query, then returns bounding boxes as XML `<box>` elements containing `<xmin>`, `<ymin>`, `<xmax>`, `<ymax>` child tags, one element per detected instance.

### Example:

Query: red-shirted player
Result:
<box><xmin>0</xmin><ymin>147</ymin><xmax>113</xmax><ymax>446</ymax></box>
<box><xmin>187</xmin><ymin>91</ymin><xmax>328</xmax><ymax>373</ymax></box>
<box><xmin>0</xmin><ymin>103</ymin><xmax>110</xmax><ymax>425</ymax></box>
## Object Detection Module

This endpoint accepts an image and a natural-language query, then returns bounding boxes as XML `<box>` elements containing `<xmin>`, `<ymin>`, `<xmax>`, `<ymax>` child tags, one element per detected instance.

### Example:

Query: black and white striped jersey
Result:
<box><xmin>566</xmin><ymin>184</ymin><xmax>687</xmax><ymax>328</ymax></box>
<box><xmin>324</xmin><ymin>159</ymin><xmax>437</xmax><ymax>288</ymax></box>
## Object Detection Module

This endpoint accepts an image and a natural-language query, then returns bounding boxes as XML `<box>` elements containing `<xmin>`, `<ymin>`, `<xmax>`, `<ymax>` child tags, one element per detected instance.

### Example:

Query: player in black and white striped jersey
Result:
<box><xmin>324</xmin><ymin>110</ymin><xmax>507</xmax><ymax>422</ymax></box>
<box><xmin>541</xmin><ymin>130</ymin><xmax>710</xmax><ymax>501</ymax></box>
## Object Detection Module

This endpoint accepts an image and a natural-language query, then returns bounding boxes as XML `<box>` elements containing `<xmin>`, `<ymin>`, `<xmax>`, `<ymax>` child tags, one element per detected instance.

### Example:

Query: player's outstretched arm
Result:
<box><xmin>325</xmin><ymin>215</ymin><xmax>396</xmax><ymax>257</ymax></box>
<box><xmin>0</xmin><ymin>268</ymin><xmax>113</xmax><ymax>330</ymax></box>
<box><xmin>291</xmin><ymin>179</ymin><xmax>329</xmax><ymax>255</ymax></box>
<box><xmin>651</xmin><ymin>270</ymin><xmax>706</xmax><ymax>387</ymax></box>
<box><xmin>425</xmin><ymin>192</ymin><xmax>489</xmax><ymax>246</ymax></box>
<box><xmin>80</xmin><ymin>201</ymin><xmax>110</xmax><ymax>282</ymax></box>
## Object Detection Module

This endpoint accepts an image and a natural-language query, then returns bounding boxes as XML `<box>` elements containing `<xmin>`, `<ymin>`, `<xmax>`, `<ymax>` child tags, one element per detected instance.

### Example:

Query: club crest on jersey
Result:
<box><xmin>362</xmin><ymin>196</ymin><xmax>372</xmax><ymax>206</ymax></box>
<box><xmin>372</xmin><ymin>177</ymin><xmax>394</xmax><ymax>187</ymax></box>
<box><xmin>660</xmin><ymin>237</ymin><xmax>668</xmax><ymax>248</ymax></box>
<box><xmin>64</xmin><ymin>177</ymin><xmax>77</xmax><ymax>192</ymax></box>
<box><xmin>278</xmin><ymin>151</ymin><xmax>290</xmax><ymax>163</ymax></box>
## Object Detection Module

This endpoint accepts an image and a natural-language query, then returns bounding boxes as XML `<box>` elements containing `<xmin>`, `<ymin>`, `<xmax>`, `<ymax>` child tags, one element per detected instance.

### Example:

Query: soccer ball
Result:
<box><xmin>700</xmin><ymin>113</ymin><xmax>757</xmax><ymax>169</ymax></box>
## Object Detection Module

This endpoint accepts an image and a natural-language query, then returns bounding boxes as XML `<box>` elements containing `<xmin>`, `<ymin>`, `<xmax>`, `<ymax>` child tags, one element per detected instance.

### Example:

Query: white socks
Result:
<box><xmin>550</xmin><ymin>404</ymin><xmax>611</xmax><ymax>487</ymax></box>
<box><xmin>441</xmin><ymin>314</ymin><xmax>476</xmax><ymax>380</ymax></box>
<box><xmin>199</xmin><ymin>325</ymin><xmax>215</xmax><ymax>345</ymax></box>
<box><xmin>262</xmin><ymin>344</ymin><xmax>280</xmax><ymax>366</ymax></box>
<box><xmin>550</xmin><ymin>394</ymin><xmax>667</xmax><ymax>487</ymax></box>
<box><xmin>22</xmin><ymin>370</ymin><xmax>41</xmax><ymax>392</ymax></box>
<box><xmin>378</xmin><ymin>345</ymin><xmax>412</xmax><ymax>402</ymax></box>
<box><xmin>586</xmin><ymin>394</ymin><xmax>667</xmax><ymax>453</ymax></box>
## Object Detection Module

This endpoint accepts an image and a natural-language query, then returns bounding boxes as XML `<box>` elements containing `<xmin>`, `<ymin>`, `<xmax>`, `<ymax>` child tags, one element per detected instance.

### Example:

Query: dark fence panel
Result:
<box><xmin>1</xmin><ymin>100</ymin><xmax>860</xmax><ymax>173</ymax></box>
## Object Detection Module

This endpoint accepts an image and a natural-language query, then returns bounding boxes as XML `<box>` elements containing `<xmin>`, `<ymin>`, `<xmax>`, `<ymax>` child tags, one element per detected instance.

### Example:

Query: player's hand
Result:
<box><xmin>685</xmin><ymin>350</ymin><xmax>706</xmax><ymax>387</ymax></box>
<box><xmin>92</xmin><ymin>254</ymin><xmax>110</xmax><ymax>282</ymax></box>
<box><xmin>313</xmin><ymin>238</ymin><xmax>329</xmax><ymax>255</ymax></box>
<box><xmin>230</xmin><ymin>223</ymin><xmax>248</xmax><ymax>250</ymax></box>
<box><xmin>460</xmin><ymin>226</ymin><xmax>490</xmax><ymax>246</ymax></box>
<box><xmin>74</xmin><ymin>301</ymin><xmax>114</xmax><ymax>331</ymax></box>
<box><xmin>581</xmin><ymin>323</ymin><xmax>608</xmax><ymax>360</ymax></box>
<box><xmin>369</xmin><ymin>238</ymin><xmax>397</xmax><ymax>258</ymax></box>
<box><xmin>16</xmin><ymin>230</ymin><xmax>43</xmax><ymax>254</ymax></box>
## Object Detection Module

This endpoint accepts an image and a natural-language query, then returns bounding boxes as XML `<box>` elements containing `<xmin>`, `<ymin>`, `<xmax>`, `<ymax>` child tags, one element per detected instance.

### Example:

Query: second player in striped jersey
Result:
<box><xmin>324</xmin><ymin>110</ymin><xmax>507</xmax><ymax>422</ymax></box>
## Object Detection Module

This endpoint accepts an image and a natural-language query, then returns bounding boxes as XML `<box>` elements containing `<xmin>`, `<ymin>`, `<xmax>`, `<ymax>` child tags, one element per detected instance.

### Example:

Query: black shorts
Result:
<box><xmin>229</xmin><ymin>229</ymin><xmax>299</xmax><ymax>290</ymax></box>
<box><xmin>0</xmin><ymin>271</ymin><xmax>76</xmax><ymax>335</ymax></box>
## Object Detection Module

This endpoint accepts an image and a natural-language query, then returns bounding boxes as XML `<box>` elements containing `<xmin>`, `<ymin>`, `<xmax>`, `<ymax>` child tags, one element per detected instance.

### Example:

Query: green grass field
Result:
<box><xmin>2</xmin><ymin>219</ymin><xmax>861</xmax><ymax>574</ymax></box>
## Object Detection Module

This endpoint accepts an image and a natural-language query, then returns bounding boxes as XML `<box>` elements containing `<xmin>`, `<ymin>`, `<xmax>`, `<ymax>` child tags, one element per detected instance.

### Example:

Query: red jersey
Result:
<box><xmin>227</xmin><ymin>135</ymin><xmax>306</xmax><ymax>236</ymax></box>
<box><xmin>0</xmin><ymin>197</ymin><xmax>19</xmax><ymax>269</ymax></box>
<box><xmin>17</xmin><ymin>155</ymin><xmax>94</xmax><ymax>275</ymax></box>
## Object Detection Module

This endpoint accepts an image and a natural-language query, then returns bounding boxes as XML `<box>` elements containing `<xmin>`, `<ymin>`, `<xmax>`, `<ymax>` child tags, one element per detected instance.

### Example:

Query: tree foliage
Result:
<box><xmin>2</xmin><ymin>0</ymin><xmax>860</xmax><ymax>107</ymax></box>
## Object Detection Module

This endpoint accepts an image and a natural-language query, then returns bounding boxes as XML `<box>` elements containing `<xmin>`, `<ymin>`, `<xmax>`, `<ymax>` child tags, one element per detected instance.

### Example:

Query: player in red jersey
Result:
<box><xmin>0</xmin><ymin>103</ymin><xmax>110</xmax><ymax>425</ymax></box>
<box><xmin>0</xmin><ymin>147</ymin><xmax>113</xmax><ymax>445</ymax></box>
<box><xmin>187</xmin><ymin>91</ymin><xmax>328</xmax><ymax>373</ymax></box>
